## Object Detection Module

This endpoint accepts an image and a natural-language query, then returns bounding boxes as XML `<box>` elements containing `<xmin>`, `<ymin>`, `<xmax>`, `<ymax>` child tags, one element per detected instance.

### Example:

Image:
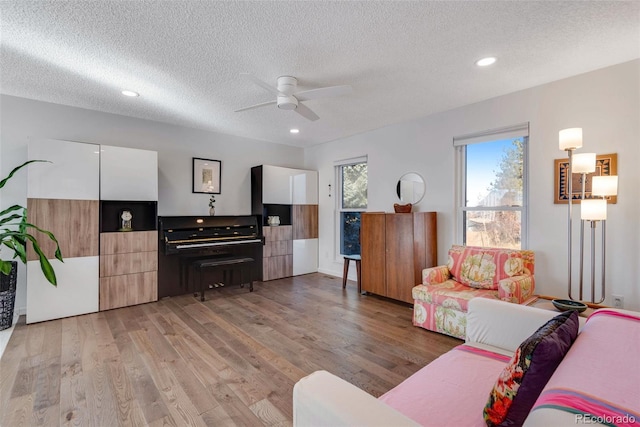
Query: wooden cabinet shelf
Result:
<box><xmin>100</xmin><ymin>200</ymin><xmax>157</xmax><ymax>233</ymax></box>
<box><xmin>361</xmin><ymin>212</ymin><xmax>437</xmax><ymax>304</ymax></box>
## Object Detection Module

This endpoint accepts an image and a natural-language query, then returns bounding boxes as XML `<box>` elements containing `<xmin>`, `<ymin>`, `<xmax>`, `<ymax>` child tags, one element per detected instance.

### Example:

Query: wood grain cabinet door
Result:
<box><xmin>292</xmin><ymin>205</ymin><xmax>318</xmax><ymax>239</ymax></box>
<box><xmin>385</xmin><ymin>214</ymin><xmax>415</xmax><ymax>303</ymax></box>
<box><xmin>361</xmin><ymin>213</ymin><xmax>386</xmax><ymax>296</ymax></box>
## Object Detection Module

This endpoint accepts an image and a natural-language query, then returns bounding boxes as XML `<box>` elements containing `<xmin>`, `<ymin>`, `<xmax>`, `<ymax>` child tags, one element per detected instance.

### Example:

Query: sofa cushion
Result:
<box><xmin>412</xmin><ymin>281</ymin><xmax>499</xmax><ymax>312</ymax></box>
<box><xmin>483</xmin><ymin>310</ymin><xmax>579</xmax><ymax>426</ymax></box>
<box><xmin>380</xmin><ymin>345</ymin><xmax>510</xmax><ymax>426</ymax></box>
<box><xmin>448</xmin><ymin>245</ymin><xmax>530</xmax><ymax>290</ymax></box>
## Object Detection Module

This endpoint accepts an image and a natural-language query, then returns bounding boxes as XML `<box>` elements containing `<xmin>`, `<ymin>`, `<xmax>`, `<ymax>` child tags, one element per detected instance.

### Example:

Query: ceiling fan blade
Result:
<box><xmin>240</xmin><ymin>73</ymin><xmax>279</xmax><ymax>95</ymax></box>
<box><xmin>295</xmin><ymin>102</ymin><xmax>320</xmax><ymax>121</ymax></box>
<box><xmin>234</xmin><ymin>100</ymin><xmax>277</xmax><ymax>112</ymax></box>
<box><xmin>296</xmin><ymin>85</ymin><xmax>353</xmax><ymax>101</ymax></box>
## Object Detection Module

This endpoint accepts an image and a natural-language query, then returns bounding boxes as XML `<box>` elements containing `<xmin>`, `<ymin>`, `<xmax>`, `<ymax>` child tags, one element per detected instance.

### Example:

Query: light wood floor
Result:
<box><xmin>0</xmin><ymin>273</ymin><xmax>460</xmax><ymax>426</ymax></box>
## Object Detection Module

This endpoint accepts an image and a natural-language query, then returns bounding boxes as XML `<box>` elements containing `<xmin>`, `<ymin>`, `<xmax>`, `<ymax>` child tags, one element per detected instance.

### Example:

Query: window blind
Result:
<box><xmin>453</xmin><ymin>122</ymin><xmax>529</xmax><ymax>146</ymax></box>
<box><xmin>333</xmin><ymin>155</ymin><xmax>368</xmax><ymax>166</ymax></box>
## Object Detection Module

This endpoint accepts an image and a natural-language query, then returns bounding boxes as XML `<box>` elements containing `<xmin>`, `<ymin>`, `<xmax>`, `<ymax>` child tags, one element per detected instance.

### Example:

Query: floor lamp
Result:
<box><xmin>559</xmin><ymin>128</ymin><xmax>618</xmax><ymax>304</ymax></box>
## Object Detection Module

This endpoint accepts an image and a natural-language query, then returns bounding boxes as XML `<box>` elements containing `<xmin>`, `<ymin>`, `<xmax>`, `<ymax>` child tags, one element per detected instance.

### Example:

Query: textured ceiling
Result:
<box><xmin>1</xmin><ymin>1</ymin><xmax>639</xmax><ymax>147</ymax></box>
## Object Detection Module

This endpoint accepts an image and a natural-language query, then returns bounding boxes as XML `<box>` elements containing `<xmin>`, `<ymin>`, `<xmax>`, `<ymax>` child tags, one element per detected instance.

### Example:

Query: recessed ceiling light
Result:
<box><xmin>475</xmin><ymin>57</ymin><xmax>496</xmax><ymax>67</ymax></box>
<box><xmin>121</xmin><ymin>90</ymin><xmax>139</xmax><ymax>97</ymax></box>
<box><xmin>290</xmin><ymin>129</ymin><xmax>300</xmax><ymax>134</ymax></box>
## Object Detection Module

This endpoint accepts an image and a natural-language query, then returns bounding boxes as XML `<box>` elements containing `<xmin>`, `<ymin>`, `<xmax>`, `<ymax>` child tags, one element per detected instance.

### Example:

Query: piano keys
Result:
<box><xmin>158</xmin><ymin>215</ymin><xmax>263</xmax><ymax>298</ymax></box>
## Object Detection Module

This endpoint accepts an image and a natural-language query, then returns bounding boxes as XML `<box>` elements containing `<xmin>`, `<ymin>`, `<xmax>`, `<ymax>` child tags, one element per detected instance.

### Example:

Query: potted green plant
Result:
<box><xmin>0</xmin><ymin>160</ymin><xmax>63</xmax><ymax>330</ymax></box>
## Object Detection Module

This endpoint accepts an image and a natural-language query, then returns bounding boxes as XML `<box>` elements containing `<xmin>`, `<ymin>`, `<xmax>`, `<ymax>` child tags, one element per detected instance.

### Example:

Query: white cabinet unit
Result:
<box><xmin>100</xmin><ymin>145</ymin><xmax>158</xmax><ymax>200</ymax></box>
<box><xmin>27</xmin><ymin>139</ymin><xmax>100</xmax><ymax>323</ymax></box>
<box><xmin>26</xmin><ymin>140</ymin><xmax>159</xmax><ymax>322</ymax></box>
<box><xmin>252</xmin><ymin>165</ymin><xmax>319</xmax><ymax>280</ymax></box>
<box><xmin>100</xmin><ymin>146</ymin><xmax>158</xmax><ymax>311</ymax></box>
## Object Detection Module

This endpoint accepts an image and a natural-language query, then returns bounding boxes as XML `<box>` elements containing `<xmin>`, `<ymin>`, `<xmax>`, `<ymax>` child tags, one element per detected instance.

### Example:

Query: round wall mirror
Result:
<box><xmin>396</xmin><ymin>172</ymin><xmax>426</xmax><ymax>205</ymax></box>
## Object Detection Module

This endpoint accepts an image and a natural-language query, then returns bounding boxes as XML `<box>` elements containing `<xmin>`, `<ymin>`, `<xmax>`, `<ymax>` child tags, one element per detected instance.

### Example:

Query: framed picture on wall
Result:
<box><xmin>554</xmin><ymin>153</ymin><xmax>617</xmax><ymax>204</ymax></box>
<box><xmin>192</xmin><ymin>157</ymin><xmax>221</xmax><ymax>194</ymax></box>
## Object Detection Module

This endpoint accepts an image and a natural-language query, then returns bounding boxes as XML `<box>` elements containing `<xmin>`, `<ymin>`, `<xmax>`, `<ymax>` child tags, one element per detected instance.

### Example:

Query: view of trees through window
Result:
<box><xmin>463</xmin><ymin>137</ymin><xmax>525</xmax><ymax>249</ymax></box>
<box><xmin>340</xmin><ymin>162</ymin><xmax>367</xmax><ymax>255</ymax></box>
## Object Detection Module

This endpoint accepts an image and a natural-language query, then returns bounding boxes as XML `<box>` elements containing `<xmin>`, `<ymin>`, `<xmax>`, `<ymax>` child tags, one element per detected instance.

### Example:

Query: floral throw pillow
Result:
<box><xmin>483</xmin><ymin>310</ymin><xmax>579</xmax><ymax>426</ymax></box>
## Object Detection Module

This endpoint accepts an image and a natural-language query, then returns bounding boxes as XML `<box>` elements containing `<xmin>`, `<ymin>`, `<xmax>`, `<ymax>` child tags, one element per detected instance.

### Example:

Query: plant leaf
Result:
<box><xmin>7</xmin><ymin>238</ymin><xmax>27</xmax><ymax>263</ymax></box>
<box><xmin>23</xmin><ymin>222</ymin><xmax>64</xmax><ymax>261</ymax></box>
<box><xmin>24</xmin><ymin>234</ymin><xmax>57</xmax><ymax>286</ymax></box>
<box><xmin>0</xmin><ymin>160</ymin><xmax>49</xmax><ymax>189</ymax></box>
<box><xmin>0</xmin><ymin>213</ymin><xmax>23</xmax><ymax>227</ymax></box>
<box><xmin>0</xmin><ymin>260</ymin><xmax>12</xmax><ymax>276</ymax></box>
<box><xmin>0</xmin><ymin>204</ymin><xmax>25</xmax><ymax>217</ymax></box>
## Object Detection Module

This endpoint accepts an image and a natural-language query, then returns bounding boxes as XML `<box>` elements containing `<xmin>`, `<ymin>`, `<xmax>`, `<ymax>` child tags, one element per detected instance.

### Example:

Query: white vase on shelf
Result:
<box><xmin>209</xmin><ymin>206</ymin><xmax>215</xmax><ymax>216</ymax></box>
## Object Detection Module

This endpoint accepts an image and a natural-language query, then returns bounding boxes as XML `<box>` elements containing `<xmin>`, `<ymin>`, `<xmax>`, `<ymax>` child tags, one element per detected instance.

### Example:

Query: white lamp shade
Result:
<box><xmin>592</xmin><ymin>175</ymin><xmax>618</xmax><ymax>196</ymax></box>
<box><xmin>572</xmin><ymin>153</ymin><xmax>596</xmax><ymax>173</ymax></box>
<box><xmin>559</xmin><ymin>128</ymin><xmax>583</xmax><ymax>150</ymax></box>
<box><xmin>581</xmin><ymin>199</ymin><xmax>607</xmax><ymax>220</ymax></box>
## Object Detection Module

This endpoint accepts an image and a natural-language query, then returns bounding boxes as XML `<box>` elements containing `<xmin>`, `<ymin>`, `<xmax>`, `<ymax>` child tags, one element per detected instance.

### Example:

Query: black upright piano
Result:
<box><xmin>158</xmin><ymin>215</ymin><xmax>263</xmax><ymax>298</ymax></box>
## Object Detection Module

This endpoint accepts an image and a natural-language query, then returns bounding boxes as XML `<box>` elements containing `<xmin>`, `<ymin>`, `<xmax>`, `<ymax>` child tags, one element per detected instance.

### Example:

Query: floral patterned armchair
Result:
<box><xmin>412</xmin><ymin>245</ymin><xmax>535</xmax><ymax>339</ymax></box>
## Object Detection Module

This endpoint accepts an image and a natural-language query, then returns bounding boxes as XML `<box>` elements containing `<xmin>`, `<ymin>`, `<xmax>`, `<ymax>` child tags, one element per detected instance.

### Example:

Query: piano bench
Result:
<box><xmin>192</xmin><ymin>256</ymin><xmax>255</xmax><ymax>301</ymax></box>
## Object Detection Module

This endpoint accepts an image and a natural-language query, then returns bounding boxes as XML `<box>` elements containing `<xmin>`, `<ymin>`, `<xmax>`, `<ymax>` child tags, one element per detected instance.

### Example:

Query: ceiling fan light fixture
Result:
<box><xmin>121</xmin><ymin>90</ymin><xmax>140</xmax><ymax>97</ymax></box>
<box><xmin>290</xmin><ymin>128</ymin><xmax>300</xmax><ymax>134</ymax></box>
<box><xmin>277</xmin><ymin>76</ymin><xmax>298</xmax><ymax>95</ymax></box>
<box><xmin>475</xmin><ymin>57</ymin><xmax>496</xmax><ymax>67</ymax></box>
<box><xmin>236</xmin><ymin>73</ymin><xmax>352</xmax><ymax>121</ymax></box>
<box><xmin>277</xmin><ymin>94</ymin><xmax>298</xmax><ymax>110</ymax></box>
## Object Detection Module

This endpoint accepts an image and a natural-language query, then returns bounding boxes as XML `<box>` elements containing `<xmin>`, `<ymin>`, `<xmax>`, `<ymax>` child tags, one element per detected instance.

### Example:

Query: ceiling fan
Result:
<box><xmin>235</xmin><ymin>73</ymin><xmax>353</xmax><ymax>121</ymax></box>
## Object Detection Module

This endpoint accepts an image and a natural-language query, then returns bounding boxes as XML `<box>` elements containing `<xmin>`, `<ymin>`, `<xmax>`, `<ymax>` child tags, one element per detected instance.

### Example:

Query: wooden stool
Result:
<box><xmin>342</xmin><ymin>255</ymin><xmax>362</xmax><ymax>293</ymax></box>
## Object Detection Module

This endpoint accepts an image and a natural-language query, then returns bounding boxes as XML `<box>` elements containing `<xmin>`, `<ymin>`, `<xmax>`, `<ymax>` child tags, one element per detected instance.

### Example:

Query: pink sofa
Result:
<box><xmin>293</xmin><ymin>299</ymin><xmax>640</xmax><ymax>426</ymax></box>
<box><xmin>412</xmin><ymin>245</ymin><xmax>535</xmax><ymax>338</ymax></box>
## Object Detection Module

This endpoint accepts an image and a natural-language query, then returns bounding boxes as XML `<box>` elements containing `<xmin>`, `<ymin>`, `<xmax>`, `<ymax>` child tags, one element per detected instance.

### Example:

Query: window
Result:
<box><xmin>455</xmin><ymin>124</ymin><xmax>529</xmax><ymax>249</ymax></box>
<box><xmin>336</xmin><ymin>159</ymin><xmax>367</xmax><ymax>256</ymax></box>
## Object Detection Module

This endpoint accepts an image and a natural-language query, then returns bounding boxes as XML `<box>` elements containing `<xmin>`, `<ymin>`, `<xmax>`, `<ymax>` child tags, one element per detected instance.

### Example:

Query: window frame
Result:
<box><xmin>334</xmin><ymin>157</ymin><xmax>368</xmax><ymax>261</ymax></box>
<box><xmin>454</xmin><ymin>125</ymin><xmax>529</xmax><ymax>249</ymax></box>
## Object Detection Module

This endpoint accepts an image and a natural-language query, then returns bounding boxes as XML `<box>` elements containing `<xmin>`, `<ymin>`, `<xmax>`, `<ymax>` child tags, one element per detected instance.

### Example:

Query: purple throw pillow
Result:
<box><xmin>483</xmin><ymin>310</ymin><xmax>579</xmax><ymax>426</ymax></box>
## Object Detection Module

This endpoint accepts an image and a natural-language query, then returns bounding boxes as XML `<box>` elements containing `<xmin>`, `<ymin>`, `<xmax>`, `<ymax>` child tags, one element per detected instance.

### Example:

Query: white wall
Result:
<box><xmin>0</xmin><ymin>95</ymin><xmax>304</xmax><ymax>312</ymax></box>
<box><xmin>306</xmin><ymin>60</ymin><xmax>640</xmax><ymax>310</ymax></box>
